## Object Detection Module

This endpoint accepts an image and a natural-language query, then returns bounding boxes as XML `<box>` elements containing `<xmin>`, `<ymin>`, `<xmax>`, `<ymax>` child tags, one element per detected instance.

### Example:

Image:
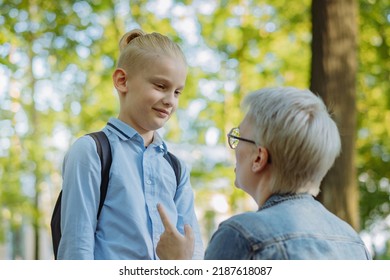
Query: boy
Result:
<box><xmin>57</xmin><ymin>29</ymin><xmax>203</xmax><ymax>259</ymax></box>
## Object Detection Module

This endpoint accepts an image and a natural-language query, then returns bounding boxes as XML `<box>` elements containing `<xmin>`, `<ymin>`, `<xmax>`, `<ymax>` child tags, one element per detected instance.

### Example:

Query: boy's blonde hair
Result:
<box><xmin>117</xmin><ymin>29</ymin><xmax>186</xmax><ymax>73</ymax></box>
<box><xmin>242</xmin><ymin>87</ymin><xmax>341</xmax><ymax>196</ymax></box>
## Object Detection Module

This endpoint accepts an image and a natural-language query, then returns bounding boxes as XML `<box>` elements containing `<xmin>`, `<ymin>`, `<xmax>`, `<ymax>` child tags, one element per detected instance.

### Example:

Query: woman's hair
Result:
<box><xmin>242</xmin><ymin>87</ymin><xmax>341</xmax><ymax>196</ymax></box>
<box><xmin>117</xmin><ymin>29</ymin><xmax>186</xmax><ymax>73</ymax></box>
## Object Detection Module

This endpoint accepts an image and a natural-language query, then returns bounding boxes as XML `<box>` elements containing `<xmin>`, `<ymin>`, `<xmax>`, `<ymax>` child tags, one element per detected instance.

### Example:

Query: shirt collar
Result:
<box><xmin>107</xmin><ymin>118</ymin><xmax>137</xmax><ymax>140</ymax></box>
<box><xmin>106</xmin><ymin>118</ymin><xmax>167</xmax><ymax>153</ymax></box>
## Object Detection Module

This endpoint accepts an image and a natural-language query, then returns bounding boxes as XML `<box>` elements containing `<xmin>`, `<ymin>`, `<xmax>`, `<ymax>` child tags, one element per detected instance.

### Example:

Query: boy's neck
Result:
<box><xmin>142</xmin><ymin>133</ymin><xmax>154</xmax><ymax>147</ymax></box>
<box><xmin>117</xmin><ymin>116</ymin><xmax>154</xmax><ymax>146</ymax></box>
<box><xmin>134</xmin><ymin>129</ymin><xmax>154</xmax><ymax>147</ymax></box>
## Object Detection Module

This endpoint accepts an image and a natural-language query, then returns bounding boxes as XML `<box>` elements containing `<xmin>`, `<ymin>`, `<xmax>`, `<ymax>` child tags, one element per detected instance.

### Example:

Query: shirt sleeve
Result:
<box><xmin>173</xmin><ymin>161</ymin><xmax>205</xmax><ymax>260</ymax></box>
<box><xmin>57</xmin><ymin>136</ymin><xmax>101</xmax><ymax>260</ymax></box>
<box><xmin>204</xmin><ymin>222</ymin><xmax>252</xmax><ymax>260</ymax></box>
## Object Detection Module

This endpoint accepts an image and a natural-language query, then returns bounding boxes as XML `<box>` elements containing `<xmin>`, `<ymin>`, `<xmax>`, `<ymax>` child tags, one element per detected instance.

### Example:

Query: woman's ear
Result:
<box><xmin>112</xmin><ymin>68</ymin><xmax>127</xmax><ymax>94</ymax></box>
<box><xmin>252</xmin><ymin>147</ymin><xmax>270</xmax><ymax>173</ymax></box>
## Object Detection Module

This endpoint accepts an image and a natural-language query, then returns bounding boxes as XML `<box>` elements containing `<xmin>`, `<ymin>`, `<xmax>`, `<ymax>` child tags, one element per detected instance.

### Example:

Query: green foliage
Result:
<box><xmin>356</xmin><ymin>0</ymin><xmax>390</xmax><ymax>259</ymax></box>
<box><xmin>0</xmin><ymin>0</ymin><xmax>388</xmax><ymax>259</ymax></box>
<box><xmin>0</xmin><ymin>0</ymin><xmax>118</xmax><ymax>257</ymax></box>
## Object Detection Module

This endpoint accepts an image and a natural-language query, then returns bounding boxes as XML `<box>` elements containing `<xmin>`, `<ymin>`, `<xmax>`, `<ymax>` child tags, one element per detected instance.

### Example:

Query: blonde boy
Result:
<box><xmin>58</xmin><ymin>30</ymin><xmax>203</xmax><ymax>259</ymax></box>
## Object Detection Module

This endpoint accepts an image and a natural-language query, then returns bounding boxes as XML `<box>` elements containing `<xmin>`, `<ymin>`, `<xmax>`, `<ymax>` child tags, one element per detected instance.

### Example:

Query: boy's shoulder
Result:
<box><xmin>70</xmin><ymin>134</ymin><xmax>96</xmax><ymax>150</ymax></box>
<box><xmin>65</xmin><ymin>134</ymin><xmax>99</xmax><ymax>163</ymax></box>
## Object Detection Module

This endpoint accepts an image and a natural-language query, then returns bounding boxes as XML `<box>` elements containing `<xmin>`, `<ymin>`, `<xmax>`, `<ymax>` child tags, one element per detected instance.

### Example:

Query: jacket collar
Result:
<box><xmin>259</xmin><ymin>193</ymin><xmax>313</xmax><ymax>211</ymax></box>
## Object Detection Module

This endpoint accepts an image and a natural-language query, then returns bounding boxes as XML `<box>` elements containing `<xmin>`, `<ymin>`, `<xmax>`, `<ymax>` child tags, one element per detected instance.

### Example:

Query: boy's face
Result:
<box><xmin>119</xmin><ymin>55</ymin><xmax>187</xmax><ymax>135</ymax></box>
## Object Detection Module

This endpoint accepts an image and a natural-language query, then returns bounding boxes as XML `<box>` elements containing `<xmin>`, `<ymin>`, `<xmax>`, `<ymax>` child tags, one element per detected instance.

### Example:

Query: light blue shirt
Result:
<box><xmin>58</xmin><ymin>118</ymin><xmax>204</xmax><ymax>259</ymax></box>
<box><xmin>205</xmin><ymin>193</ymin><xmax>371</xmax><ymax>260</ymax></box>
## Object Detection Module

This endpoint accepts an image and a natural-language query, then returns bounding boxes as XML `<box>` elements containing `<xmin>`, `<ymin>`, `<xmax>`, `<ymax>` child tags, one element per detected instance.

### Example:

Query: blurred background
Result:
<box><xmin>0</xmin><ymin>0</ymin><xmax>389</xmax><ymax>259</ymax></box>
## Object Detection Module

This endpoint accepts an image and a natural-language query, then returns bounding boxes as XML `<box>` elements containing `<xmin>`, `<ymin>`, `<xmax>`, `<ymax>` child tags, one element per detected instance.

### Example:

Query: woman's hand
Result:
<box><xmin>156</xmin><ymin>203</ymin><xmax>195</xmax><ymax>260</ymax></box>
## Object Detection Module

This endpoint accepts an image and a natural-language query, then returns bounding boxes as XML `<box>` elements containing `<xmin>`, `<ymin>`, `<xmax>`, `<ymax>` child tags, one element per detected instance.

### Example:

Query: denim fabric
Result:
<box><xmin>205</xmin><ymin>193</ymin><xmax>371</xmax><ymax>260</ymax></box>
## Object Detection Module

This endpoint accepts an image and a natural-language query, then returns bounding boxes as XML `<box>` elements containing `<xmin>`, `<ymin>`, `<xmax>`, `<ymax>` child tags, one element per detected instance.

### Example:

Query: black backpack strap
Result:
<box><xmin>163</xmin><ymin>151</ymin><xmax>182</xmax><ymax>188</ymax></box>
<box><xmin>88</xmin><ymin>131</ymin><xmax>112</xmax><ymax>219</ymax></box>
<box><xmin>51</xmin><ymin>191</ymin><xmax>62</xmax><ymax>259</ymax></box>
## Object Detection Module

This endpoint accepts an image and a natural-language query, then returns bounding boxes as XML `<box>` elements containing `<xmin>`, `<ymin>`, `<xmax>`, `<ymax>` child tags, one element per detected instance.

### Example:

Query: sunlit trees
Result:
<box><xmin>1</xmin><ymin>0</ymin><xmax>389</xmax><ymax>259</ymax></box>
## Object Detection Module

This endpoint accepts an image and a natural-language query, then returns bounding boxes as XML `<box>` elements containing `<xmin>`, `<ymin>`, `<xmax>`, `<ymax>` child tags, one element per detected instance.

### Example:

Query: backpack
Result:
<box><xmin>50</xmin><ymin>131</ymin><xmax>181</xmax><ymax>259</ymax></box>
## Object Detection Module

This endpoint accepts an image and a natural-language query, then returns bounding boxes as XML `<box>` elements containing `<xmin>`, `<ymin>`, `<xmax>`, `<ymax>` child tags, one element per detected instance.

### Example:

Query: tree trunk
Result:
<box><xmin>310</xmin><ymin>0</ymin><xmax>359</xmax><ymax>230</ymax></box>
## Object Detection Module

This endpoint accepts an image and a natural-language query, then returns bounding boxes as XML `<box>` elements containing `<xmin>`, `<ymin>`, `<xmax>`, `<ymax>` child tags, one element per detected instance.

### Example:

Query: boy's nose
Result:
<box><xmin>162</xmin><ymin>92</ymin><xmax>176</xmax><ymax>106</ymax></box>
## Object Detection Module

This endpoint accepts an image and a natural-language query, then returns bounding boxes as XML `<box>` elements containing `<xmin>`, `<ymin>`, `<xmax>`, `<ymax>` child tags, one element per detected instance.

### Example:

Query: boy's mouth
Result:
<box><xmin>153</xmin><ymin>108</ymin><xmax>170</xmax><ymax>118</ymax></box>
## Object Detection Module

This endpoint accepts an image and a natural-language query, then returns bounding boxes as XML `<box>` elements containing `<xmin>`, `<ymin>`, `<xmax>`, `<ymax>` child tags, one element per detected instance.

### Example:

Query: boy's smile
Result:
<box><xmin>152</xmin><ymin>107</ymin><xmax>171</xmax><ymax>118</ymax></box>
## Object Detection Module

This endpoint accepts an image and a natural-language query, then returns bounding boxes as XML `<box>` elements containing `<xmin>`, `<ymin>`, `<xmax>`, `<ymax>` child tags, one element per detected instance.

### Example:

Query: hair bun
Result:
<box><xmin>119</xmin><ymin>29</ymin><xmax>146</xmax><ymax>52</ymax></box>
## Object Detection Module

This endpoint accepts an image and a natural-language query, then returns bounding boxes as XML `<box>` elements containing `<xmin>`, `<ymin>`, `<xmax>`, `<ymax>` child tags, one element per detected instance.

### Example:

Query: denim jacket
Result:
<box><xmin>205</xmin><ymin>193</ymin><xmax>371</xmax><ymax>260</ymax></box>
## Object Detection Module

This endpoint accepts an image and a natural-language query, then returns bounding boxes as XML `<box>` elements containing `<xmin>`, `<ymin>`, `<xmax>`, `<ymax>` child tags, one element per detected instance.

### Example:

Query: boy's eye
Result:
<box><xmin>155</xmin><ymin>84</ymin><xmax>165</xmax><ymax>89</ymax></box>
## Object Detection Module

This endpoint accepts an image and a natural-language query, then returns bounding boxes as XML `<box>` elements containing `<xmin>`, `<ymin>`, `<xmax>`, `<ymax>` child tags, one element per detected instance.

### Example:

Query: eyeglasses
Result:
<box><xmin>227</xmin><ymin>127</ymin><xmax>257</xmax><ymax>149</ymax></box>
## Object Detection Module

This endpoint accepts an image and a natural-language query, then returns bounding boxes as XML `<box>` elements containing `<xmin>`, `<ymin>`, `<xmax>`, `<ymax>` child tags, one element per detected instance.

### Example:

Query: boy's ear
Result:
<box><xmin>252</xmin><ymin>147</ymin><xmax>270</xmax><ymax>173</ymax></box>
<box><xmin>112</xmin><ymin>68</ymin><xmax>127</xmax><ymax>94</ymax></box>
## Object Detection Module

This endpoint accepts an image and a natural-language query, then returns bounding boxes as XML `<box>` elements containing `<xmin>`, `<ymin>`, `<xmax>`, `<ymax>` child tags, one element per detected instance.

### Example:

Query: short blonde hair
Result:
<box><xmin>242</xmin><ymin>87</ymin><xmax>341</xmax><ymax>196</ymax></box>
<box><xmin>117</xmin><ymin>29</ymin><xmax>186</xmax><ymax>73</ymax></box>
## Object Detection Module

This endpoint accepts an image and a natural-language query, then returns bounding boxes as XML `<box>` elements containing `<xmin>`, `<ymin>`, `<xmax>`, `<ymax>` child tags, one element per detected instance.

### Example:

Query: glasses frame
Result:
<box><xmin>227</xmin><ymin>127</ymin><xmax>257</xmax><ymax>149</ymax></box>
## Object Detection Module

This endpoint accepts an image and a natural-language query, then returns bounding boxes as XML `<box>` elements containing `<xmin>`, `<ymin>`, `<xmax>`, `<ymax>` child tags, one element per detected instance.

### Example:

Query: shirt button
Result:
<box><xmin>146</xmin><ymin>179</ymin><xmax>152</xmax><ymax>185</ymax></box>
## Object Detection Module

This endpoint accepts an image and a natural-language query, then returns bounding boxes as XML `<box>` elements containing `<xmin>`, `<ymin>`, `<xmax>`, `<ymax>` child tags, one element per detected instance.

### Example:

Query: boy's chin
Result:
<box><xmin>150</xmin><ymin>122</ymin><xmax>168</xmax><ymax>131</ymax></box>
